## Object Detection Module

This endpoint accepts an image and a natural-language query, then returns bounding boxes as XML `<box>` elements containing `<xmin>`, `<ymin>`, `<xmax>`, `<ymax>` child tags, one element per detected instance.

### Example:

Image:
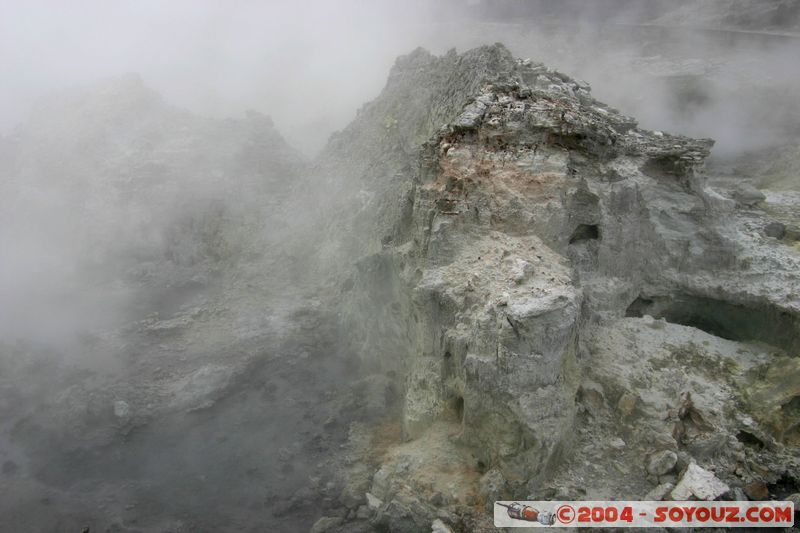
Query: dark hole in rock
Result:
<box><xmin>549</xmin><ymin>133</ymin><xmax>592</xmax><ymax>154</ymax></box>
<box><xmin>384</xmin><ymin>381</ymin><xmax>400</xmax><ymax>409</ymax></box>
<box><xmin>626</xmin><ymin>296</ymin><xmax>654</xmax><ymax>317</ymax></box>
<box><xmin>569</xmin><ymin>224</ymin><xmax>600</xmax><ymax>244</ymax></box>
<box><xmin>476</xmin><ymin>460</ymin><xmax>487</xmax><ymax>473</ymax></box>
<box><xmin>764</xmin><ymin>221</ymin><xmax>786</xmax><ymax>239</ymax></box>
<box><xmin>454</xmin><ymin>396</ymin><xmax>465</xmax><ymax>424</ymax></box>
<box><xmin>736</xmin><ymin>430</ymin><xmax>765</xmax><ymax>450</ymax></box>
<box><xmin>625</xmin><ymin>294</ymin><xmax>800</xmax><ymax>353</ymax></box>
<box><xmin>642</xmin><ymin>156</ymin><xmax>690</xmax><ymax>181</ymax></box>
<box><xmin>442</xmin><ymin>351</ymin><xmax>456</xmax><ymax>380</ymax></box>
<box><xmin>782</xmin><ymin>395</ymin><xmax>800</xmax><ymax>414</ymax></box>
<box><xmin>767</xmin><ymin>473</ymin><xmax>800</xmax><ymax>500</ymax></box>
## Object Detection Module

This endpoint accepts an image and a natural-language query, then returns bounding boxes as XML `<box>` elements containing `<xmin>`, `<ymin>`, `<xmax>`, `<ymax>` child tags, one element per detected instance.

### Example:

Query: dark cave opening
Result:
<box><xmin>624</xmin><ymin>294</ymin><xmax>800</xmax><ymax>353</ymax></box>
<box><xmin>736</xmin><ymin>430</ymin><xmax>765</xmax><ymax>450</ymax></box>
<box><xmin>625</xmin><ymin>296</ymin><xmax>654</xmax><ymax>318</ymax></box>
<box><xmin>569</xmin><ymin>224</ymin><xmax>600</xmax><ymax>244</ymax></box>
<box><xmin>768</xmin><ymin>473</ymin><xmax>800</xmax><ymax>500</ymax></box>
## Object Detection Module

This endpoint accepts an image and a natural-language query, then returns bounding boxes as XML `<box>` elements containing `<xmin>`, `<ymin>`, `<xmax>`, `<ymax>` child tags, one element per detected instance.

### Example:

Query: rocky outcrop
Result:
<box><xmin>333</xmin><ymin>43</ymin><xmax>800</xmax><ymax>512</ymax></box>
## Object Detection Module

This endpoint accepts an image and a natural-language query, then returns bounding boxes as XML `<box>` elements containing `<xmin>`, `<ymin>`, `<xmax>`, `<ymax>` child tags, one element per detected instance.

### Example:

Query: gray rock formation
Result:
<box><xmin>328</xmin><ymin>43</ymin><xmax>799</xmax><ymax>526</ymax></box>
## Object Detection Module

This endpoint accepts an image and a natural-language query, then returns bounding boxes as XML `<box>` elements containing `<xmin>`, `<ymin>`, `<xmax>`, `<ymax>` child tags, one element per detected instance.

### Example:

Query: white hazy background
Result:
<box><xmin>3</xmin><ymin>0</ymin><xmax>800</xmax><ymax>156</ymax></box>
<box><xmin>3</xmin><ymin>0</ymin><xmax>799</xmax><ymax>344</ymax></box>
<box><xmin>0</xmin><ymin>0</ymin><xmax>453</xmax><ymax>154</ymax></box>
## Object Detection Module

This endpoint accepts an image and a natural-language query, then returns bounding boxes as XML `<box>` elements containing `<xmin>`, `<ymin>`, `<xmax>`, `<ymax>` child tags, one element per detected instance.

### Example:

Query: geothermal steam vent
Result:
<box><xmin>1</xmin><ymin>41</ymin><xmax>798</xmax><ymax>533</ymax></box>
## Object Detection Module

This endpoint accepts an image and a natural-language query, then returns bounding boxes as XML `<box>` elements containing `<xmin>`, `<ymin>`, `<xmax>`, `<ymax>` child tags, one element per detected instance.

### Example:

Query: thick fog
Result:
<box><xmin>3</xmin><ymin>0</ymin><xmax>799</xmax><ymax>345</ymax></box>
<box><xmin>5</xmin><ymin>1</ymin><xmax>799</xmax><ymax>156</ymax></box>
<box><xmin>1</xmin><ymin>0</ymin><xmax>449</xmax><ymax>154</ymax></box>
<box><xmin>1</xmin><ymin>1</ymin><xmax>799</xmax><ymax>531</ymax></box>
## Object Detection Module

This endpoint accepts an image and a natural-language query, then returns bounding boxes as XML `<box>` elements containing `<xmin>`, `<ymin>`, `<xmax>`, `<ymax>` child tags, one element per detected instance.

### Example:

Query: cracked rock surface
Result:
<box><xmin>330</xmin><ymin>43</ymin><xmax>799</xmax><ymax>531</ymax></box>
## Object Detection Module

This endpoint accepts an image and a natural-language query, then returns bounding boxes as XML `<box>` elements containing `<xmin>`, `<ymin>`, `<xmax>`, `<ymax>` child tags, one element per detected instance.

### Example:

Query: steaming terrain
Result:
<box><xmin>2</xmin><ymin>3</ymin><xmax>800</xmax><ymax>533</ymax></box>
<box><xmin>0</xmin><ymin>74</ymin><xmax>356</xmax><ymax>532</ymax></box>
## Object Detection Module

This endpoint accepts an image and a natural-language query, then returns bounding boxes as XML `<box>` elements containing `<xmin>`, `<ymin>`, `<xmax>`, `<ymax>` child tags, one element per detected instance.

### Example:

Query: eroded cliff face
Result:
<box><xmin>332</xmin><ymin>43</ymin><xmax>800</xmax><ymax>530</ymax></box>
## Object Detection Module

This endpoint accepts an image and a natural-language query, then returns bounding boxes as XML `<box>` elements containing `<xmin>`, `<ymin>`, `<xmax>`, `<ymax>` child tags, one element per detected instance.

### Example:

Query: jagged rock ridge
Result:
<box><xmin>329</xmin><ymin>43</ymin><xmax>799</xmax><ymax>529</ymax></box>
